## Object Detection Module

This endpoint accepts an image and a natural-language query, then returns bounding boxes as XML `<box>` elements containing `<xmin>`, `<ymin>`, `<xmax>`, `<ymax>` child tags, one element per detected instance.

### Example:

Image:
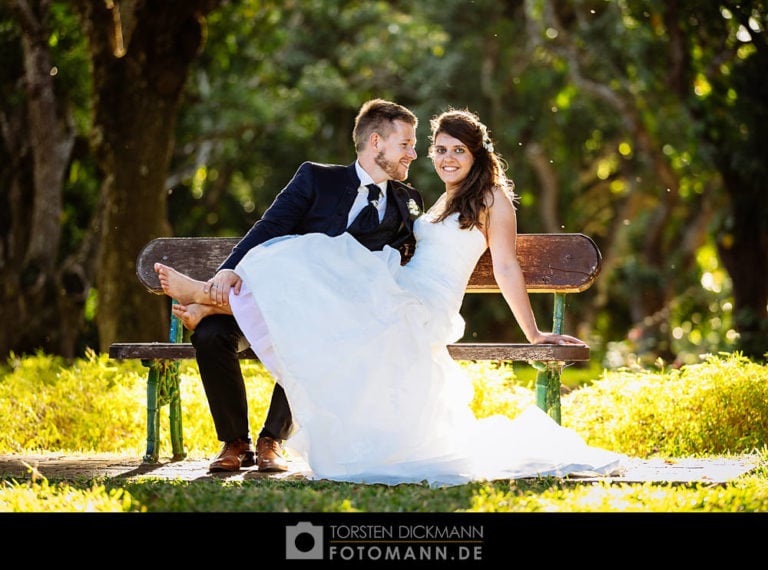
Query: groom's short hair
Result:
<box><xmin>353</xmin><ymin>99</ymin><xmax>418</xmax><ymax>152</ymax></box>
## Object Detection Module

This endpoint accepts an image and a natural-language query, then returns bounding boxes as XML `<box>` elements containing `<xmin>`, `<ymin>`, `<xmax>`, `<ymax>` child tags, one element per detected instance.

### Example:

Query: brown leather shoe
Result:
<box><xmin>209</xmin><ymin>439</ymin><xmax>256</xmax><ymax>472</ymax></box>
<box><xmin>256</xmin><ymin>436</ymin><xmax>289</xmax><ymax>472</ymax></box>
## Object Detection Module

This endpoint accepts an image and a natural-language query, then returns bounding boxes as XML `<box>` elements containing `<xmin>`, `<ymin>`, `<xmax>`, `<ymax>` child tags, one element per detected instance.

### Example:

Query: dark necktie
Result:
<box><xmin>349</xmin><ymin>183</ymin><xmax>382</xmax><ymax>232</ymax></box>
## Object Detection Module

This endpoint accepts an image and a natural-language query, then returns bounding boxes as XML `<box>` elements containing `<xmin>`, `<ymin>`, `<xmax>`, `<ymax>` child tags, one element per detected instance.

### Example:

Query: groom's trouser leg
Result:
<box><xmin>260</xmin><ymin>383</ymin><xmax>293</xmax><ymax>441</ymax></box>
<box><xmin>192</xmin><ymin>313</ymin><xmax>292</xmax><ymax>442</ymax></box>
<box><xmin>192</xmin><ymin>314</ymin><xmax>252</xmax><ymax>442</ymax></box>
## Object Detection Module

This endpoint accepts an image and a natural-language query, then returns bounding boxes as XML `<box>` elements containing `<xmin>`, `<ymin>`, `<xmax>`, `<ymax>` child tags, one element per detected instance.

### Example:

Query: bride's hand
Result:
<box><xmin>531</xmin><ymin>332</ymin><xmax>587</xmax><ymax>346</ymax></box>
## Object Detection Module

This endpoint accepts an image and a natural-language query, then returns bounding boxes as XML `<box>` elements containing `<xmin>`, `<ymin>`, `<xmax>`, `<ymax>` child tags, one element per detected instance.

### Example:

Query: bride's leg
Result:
<box><xmin>173</xmin><ymin>302</ymin><xmax>231</xmax><ymax>331</ymax></box>
<box><xmin>154</xmin><ymin>263</ymin><xmax>209</xmax><ymax>304</ymax></box>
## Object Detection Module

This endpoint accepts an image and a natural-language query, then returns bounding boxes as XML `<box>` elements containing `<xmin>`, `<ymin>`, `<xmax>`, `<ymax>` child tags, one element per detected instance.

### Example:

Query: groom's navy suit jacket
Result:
<box><xmin>219</xmin><ymin>161</ymin><xmax>424</xmax><ymax>271</ymax></box>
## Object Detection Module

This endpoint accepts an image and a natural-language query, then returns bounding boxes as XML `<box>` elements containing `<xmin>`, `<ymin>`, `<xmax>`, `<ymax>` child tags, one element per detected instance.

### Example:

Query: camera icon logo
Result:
<box><xmin>285</xmin><ymin>522</ymin><xmax>324</xmax><ymax>560</ymax></box>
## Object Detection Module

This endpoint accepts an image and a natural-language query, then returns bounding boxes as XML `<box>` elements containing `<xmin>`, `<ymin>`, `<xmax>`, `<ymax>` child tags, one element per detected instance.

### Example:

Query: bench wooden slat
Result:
<box><xmin>135</xmin><ymin>233</ymin><xmax>601</xmax><ymax>295</ymax></box>
<box><xmin>447</xmin><ymin>343</ymin><xmax>589</xmax><ymax>361</ymax></box>
<box><xmin>109</xmin><ymin>341</ymin><xmax>590</xmax><ymax>362</ymax></box>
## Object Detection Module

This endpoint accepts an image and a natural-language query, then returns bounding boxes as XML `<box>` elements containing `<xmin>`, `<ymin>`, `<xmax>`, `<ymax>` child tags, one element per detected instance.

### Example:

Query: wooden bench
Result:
<box><xmin>109</xmin><ymin>234</ymin><xmax>602</xmax><ymax>463</ymax></box>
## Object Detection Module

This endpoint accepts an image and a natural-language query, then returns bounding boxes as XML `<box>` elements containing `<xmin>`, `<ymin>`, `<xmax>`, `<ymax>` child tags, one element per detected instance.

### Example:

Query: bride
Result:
<box><xmin>155</xmin><ymin>108</ymin><xmax>626</xmax><ymax>486</ymax></box>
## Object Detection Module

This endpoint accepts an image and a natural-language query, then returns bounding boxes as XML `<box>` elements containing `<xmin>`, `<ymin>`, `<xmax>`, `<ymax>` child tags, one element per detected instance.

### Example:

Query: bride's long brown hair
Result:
<box><xmin>428</xmin><ymin>109</ymin><xmax>514</xmax><ymax>230</ymax></box>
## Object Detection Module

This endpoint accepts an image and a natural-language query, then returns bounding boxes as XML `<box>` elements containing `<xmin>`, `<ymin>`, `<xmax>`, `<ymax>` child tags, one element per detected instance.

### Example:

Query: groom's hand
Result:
<box><xmin>206</xmin><ymin>269</ymin><xmax>241</xmax><ymax>305</ymax></box>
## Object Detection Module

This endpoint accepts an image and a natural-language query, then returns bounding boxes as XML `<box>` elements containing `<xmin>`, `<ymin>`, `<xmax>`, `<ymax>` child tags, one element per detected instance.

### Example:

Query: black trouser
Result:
<box><xmin>191</xmin><ymin>314</ymin><xmax>293</xmax><ymax>442</ymax></box>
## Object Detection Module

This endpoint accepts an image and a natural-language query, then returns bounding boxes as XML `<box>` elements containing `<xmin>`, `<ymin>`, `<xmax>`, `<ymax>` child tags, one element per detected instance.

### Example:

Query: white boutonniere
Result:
<box><xmin>407</xmin><ymin>199</ymin><xmax>421</xmax><ymax>218</ymax></box>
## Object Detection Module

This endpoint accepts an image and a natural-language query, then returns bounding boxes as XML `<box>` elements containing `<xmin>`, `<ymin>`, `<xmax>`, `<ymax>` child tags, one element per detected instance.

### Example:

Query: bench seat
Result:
<box><xmin>110</xmin><ymin>341</ymin><xmax>590</xmax><ymax>362</ymax></box>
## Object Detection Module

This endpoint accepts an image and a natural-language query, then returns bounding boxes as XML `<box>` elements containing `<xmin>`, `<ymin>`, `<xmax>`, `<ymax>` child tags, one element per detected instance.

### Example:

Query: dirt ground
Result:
<box><xmin>0</xmin><ymin>452</ymin><xmax>760</xmax><ymax>484</ymax></box>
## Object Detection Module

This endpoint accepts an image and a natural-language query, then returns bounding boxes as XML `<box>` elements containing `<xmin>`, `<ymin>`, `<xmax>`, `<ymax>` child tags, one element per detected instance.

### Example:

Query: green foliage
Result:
<box><xmin>0</xmin><ymin>351</ymin><xmax>145</xmax><ymax>454</ymax></box>
<box><xmin>0</xmin><ymin>471</ymin><xmax>141</xmax><ymax>513</ymax></box>
<box><xmin>0</xmin><ymin>351</ymin><xmax>276</xmax><ymax>458</ymax></box>
<box><xmin>565</xmin><ymin>353</ymin><xmax>768</xmax><ymax>457</ymax></box>
<box><xmin>465</xmin><ymin>361</ymin><xmax>534</xmax><ymax>418</ymax></box>
<box><xmin>510</xmin><ymin>360</ymin><xmax>605</xmax><ymax>390</ymax></box>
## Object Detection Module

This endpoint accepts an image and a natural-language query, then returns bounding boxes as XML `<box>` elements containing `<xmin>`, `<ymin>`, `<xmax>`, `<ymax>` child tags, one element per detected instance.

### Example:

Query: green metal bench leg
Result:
<box><xmin>533</xmin><ymin>292</ymin><xmax>568</xmax><ymax>424</ymax></box>
<box><xmin>535</xmin><ymin>362</ymin><xmax>563</xmax><ymax>424</ymax></box>
<box><xmin>167</xmin><ymin>302</ymin><xmax>187</xmax><ymax>461</ymax></box>
<box><xmin>143</xmin><ymin>360</ymin><xmax>161</xmax><ymax>463</ymax></box>
<box><xmin>140</xmin><ymin>303</ymin><xmax>188</xmax><ymax>463</ymax></box>
<box><xmin>141</xmin><ymin>359</ymin><xmax>187</xmax><ymax>463</ymax></box>
<box><xmin>168</xmin><ymin>360</ymin><xmax>187</xmax><ymax>461</ymax></box>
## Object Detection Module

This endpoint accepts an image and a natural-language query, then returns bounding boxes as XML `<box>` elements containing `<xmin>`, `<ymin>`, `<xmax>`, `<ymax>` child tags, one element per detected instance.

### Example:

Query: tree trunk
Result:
<box><xmin>717</xmin><ymin>173</ymin><xmax>768</xmax><ymax>362</ymax></box>
<box><xmin>73</xmin><ymin>0</ymin><xmax>222</xmax><ymax>351</ymax></box>
<box><xmin>1</xmin><ymin>0</ymin><xmax>80</xmax><ymax>358</ymax></box>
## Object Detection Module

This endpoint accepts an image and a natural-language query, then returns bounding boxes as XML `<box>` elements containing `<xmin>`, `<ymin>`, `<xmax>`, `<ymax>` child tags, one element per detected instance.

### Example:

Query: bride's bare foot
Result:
<box><xmin>155</xmin><ymin>263</ymin><xmax>208</xmax><ymax>304</ymax></box>
<box><xmin>172</xmin><ymin>302</ymin><xmax>231</xmax><ymax>330</ymax></box>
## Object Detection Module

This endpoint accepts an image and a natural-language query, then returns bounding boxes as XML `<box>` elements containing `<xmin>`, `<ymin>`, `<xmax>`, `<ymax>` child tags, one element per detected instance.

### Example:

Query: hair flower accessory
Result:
<box><xmin>407</xmin><ymin>199</ymin><xmax>421</xmax><ymax>218</ymax></box>
<box><xmin>479</xmin><ymin>124</ymin><xmax>494</xmax><ymax>153</ymax></box>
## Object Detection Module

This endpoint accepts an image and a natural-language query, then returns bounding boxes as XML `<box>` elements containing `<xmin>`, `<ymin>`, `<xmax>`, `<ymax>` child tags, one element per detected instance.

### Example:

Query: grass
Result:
<box><xmin>1</xmin><ymin>351</ymin><xmax>767</xmax><ymax>514</ymax></box>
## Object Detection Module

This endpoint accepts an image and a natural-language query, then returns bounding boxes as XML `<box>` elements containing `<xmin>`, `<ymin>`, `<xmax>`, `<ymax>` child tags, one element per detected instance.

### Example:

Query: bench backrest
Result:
<box><xmin>135</xmin><ymin>234</ymin><xmax>601</xmax><ymax>295</ymax></box>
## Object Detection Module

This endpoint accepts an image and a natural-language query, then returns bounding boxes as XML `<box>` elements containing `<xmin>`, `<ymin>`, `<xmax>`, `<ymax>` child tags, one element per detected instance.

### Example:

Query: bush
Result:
<box><xmin>564</xmin><ymin>352</ymin><xmax>768</xmax><ymax>456</ymax></box>
<box><xmin>0</xmin><ymin>350</ymin><xmax>276</xmax><ymax>457</ymax></box>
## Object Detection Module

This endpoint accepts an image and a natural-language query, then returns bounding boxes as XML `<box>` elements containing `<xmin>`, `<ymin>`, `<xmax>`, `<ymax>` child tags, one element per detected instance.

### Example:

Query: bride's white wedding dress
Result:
<box><xmin>230</xmin><ymin>211</ymin><xmax>625</xmax><ymax>486</ymax></box>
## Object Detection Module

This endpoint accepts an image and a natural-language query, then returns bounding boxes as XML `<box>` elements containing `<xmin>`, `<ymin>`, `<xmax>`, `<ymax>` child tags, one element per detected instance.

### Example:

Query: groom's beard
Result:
<box><xmin>375</xmin><ymin>151</ymin><xmax>409</xmax><ymax>181</ymax></box>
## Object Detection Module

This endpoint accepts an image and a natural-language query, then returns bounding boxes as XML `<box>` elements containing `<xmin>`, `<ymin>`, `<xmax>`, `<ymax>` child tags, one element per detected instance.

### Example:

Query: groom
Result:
<box><xmin>189</xmin><ymin>99</ymin><xmax>424</xmax><ymax>472</ymax></box>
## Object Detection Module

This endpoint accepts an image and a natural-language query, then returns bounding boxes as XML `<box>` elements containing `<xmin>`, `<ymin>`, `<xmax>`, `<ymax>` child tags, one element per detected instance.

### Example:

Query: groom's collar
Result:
<box><xmin>355</xmin><ymin>161</ymin><xmax>384</xmax><ymax>191</ymax></box>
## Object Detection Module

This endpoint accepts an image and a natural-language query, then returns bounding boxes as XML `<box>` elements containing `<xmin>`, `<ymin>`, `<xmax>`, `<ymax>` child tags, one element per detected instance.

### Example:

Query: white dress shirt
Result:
<box><xmin>347</xmin><ymin>162</ymin><xmax>387</xmax><ymax>227</ymax></box>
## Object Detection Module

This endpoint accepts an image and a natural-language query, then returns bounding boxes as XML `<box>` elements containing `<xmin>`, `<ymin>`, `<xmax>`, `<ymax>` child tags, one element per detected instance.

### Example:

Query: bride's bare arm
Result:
<box><xmin>485</xmin><ymin>188</ymin><xmax>585</xmax><ymax>346</ymax></box>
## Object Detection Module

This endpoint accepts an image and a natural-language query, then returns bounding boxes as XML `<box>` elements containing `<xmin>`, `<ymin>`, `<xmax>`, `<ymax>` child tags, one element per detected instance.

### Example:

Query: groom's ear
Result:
<box><xmin>369</xmin><ymin>131</ymin><xmax>381</xmax><ymax>150</ymax></box>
